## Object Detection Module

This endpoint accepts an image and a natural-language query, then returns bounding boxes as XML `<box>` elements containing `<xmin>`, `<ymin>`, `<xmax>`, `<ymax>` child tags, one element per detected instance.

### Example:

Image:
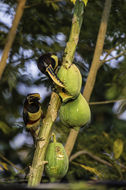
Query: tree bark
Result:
<box><xmin>65</xmin><ymin>0</ymin><xmax>112</xmax><ymax>158</ymax></box>
<box><xmin>83</xmin><ymin>0</ymin><xmax>112</xmax><ymax>101</ymax></box>
<box><xmin>0</xmin><ymin>0</ymin><xmax>27</xmax><ymax>79</ymax></box>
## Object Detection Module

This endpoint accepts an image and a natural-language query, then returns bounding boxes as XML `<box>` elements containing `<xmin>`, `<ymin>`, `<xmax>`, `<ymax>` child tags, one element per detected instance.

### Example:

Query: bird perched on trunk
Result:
<box><xmin>37</xmin><ymin>53</ymin><xmax>64</xmax><ymax>88</ymax></box>
<box><xmin>23</xmin><ymin>93</ymin><xmax>43</xmax><ymax>143</ymax></box>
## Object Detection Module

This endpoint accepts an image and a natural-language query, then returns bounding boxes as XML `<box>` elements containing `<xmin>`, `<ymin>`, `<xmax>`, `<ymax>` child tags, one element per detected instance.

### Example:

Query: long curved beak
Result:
<box><xmin>46</xmin><ymin>65</ymin><xmax>65</xmax><ymax>88</ymax></box>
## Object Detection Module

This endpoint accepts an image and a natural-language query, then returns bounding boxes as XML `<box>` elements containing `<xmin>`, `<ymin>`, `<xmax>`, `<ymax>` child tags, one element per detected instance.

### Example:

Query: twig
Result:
<box><xmin>24</xmin><ymin>0</ymin><xmax>62</xmax><ymax>9</ymax></box>
<box><xmin>24</xmin><ymin>3</ymin><xmax>42</xmax><ymax>9</ymax></box>
<box><xmin>89</xmin><ymin>98</ymin><xmax>126</xmax><ymax>105</ymax></box>
<box><xmin>100</xmin><ymin>47</ymin><xmax>116</xmax><ymax>67</ymax></box>
<box><xmin>70</xmin><ymin>150</ymin><xmax>112</xmax><ymax>167</ymax></box>
<box><xmin>0</xmin><ymin>178</ymin><xmax>27</xmax><ymax>184</ymax></box>
<box><xmin>46</xmin><ymin>0</ymin><xmax>62</xmax><ymax>2</ymax></box>
<box><xmin>0</xmin><ymin>152</ymin><xmax>24</xmax><ymax>174</ymax></box>
<box><xmin>11</xmin><ymin>55</ymin><xmax>34</xmax><ymax>64</ymax></box>
<box><xmin>70</xmin><ymin>150</ymin><xmax>126</xmax><ymax>170</ymax></box>
<box><xmin>100</xmin><ymin>50</ymin><xmax>126</xmax><ymax>64</ymax></box>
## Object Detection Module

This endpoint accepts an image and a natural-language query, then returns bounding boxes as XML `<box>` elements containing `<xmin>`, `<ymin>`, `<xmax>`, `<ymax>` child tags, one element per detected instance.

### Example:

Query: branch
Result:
<box><xmin>65</xmin><ymin>0</ymin><xmax>112</xmax><ymax>158</ymax></box>
<box><xmin>83</xmin><ymin>0</ymin><xmax>112</xmax><ymax>101</ymax></box>
<box><xmin>100</xmin><ymin>50</ymin><xmax>126</xmax><ymax>65</ymax></box>
<box><xmin>10</xmin><ymin>55</ymin><xmax>34</xmax><ymax>64</ymax></box>
<box><xmin>0</xmin><ymin>0</ymin><xmax>27</xmax><ymax>79</ymax></box>
<box><xmin>89</xmin><ymin>98</ymin><xmax>126</xmax><ymax>105</ymax></box>
<box><xmin>100</xmin><ymin>47</ymin><xmax>116</xmax><ymax>66</ymax></box>
<box><xmin>70</xmin><ymin>150</ymin><xmax>112</xmax><ymax>167</ymax></box>
<box><xmin>24</xmin><ymin>3</ymin><xmax>42</xmax><ymax>9</ymax></box>
<box><xmin>64</xmin><ymin>129</ymin><xmax>79</xmax><ymax>157</ymax></box>
<box><xmin>0</xmin><ymin>152</ymin><xmax>25</xmax><ymax>174</ymax></box>
<box><xmin>24</xmin><ymin>0</ymin><xmax>62</xmax><ymax>9</ymax></box>
<box><xmin>62</xmin><ymin>0</ymin><xmax>84</xmax><ymax>67</ymax></box>
<box><xmin>70</xmin><ymin>150</ymin><xmax>126</xmax><ymax>170</ymax></box>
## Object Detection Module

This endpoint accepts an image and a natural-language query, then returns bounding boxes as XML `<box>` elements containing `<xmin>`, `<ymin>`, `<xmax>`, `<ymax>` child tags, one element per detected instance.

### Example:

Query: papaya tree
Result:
<box><xmin>0</xmin><ymin>0</ymin><xmax>126</xmax><ymax>186</ymax></box>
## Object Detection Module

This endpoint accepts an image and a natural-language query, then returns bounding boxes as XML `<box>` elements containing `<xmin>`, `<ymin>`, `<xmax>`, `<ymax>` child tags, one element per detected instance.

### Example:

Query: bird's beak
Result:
<box><xmin>51</xmin><ymin>55</ymin><xmax>58</xmax><ymax>70</ymax></box>
<box><xmin>46</xmin><ymin>65</ymin><xmax>65</xmax><ymax>88</ymax></box>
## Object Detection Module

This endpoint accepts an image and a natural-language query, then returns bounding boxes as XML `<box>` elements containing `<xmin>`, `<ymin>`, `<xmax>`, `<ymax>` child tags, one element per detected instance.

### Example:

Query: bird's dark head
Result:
<box><xmin>37</xmin><ymin>53</ymin><xmax>58</xmax><ymax>74</ymax></box>
<box><xmin>26</xmin><ymin>93</ymin><xmax>41</xmax><ymax>104</ymax></box>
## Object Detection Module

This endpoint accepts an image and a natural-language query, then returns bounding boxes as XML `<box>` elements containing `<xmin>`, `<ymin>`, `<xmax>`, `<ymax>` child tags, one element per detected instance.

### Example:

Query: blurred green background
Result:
<box><xmin>0</xmin><ymin>0</ymin><xmax>126</xmax><ymax>183</ymax></box>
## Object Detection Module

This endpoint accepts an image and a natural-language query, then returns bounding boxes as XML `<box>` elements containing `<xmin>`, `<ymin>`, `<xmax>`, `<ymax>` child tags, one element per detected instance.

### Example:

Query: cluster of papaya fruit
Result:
<box><xmin>23</xmin><ymin>53</ymin><xmax>91</xmax><ymax>182</ymax></box>
<box><xmin>37</xmin><ymin>53</ymin><xmax>91</xmax><ymax>129</ymax></box>
<box><xmin>57</xmin><ymin>63</ymin><xmax>91</xmax><ymax>130</ymax></box>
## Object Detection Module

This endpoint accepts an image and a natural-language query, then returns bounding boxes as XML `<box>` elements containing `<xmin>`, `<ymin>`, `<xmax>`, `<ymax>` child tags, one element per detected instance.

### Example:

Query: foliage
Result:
<box><xmin>70</xmin><ymin>0</ymin><xmax>88</xmax><ymax>6</ymax></box>
<box><xmin>0</xmin><ymin>162</ymin><xmax>8</xmax><ymax>171</ymax></box>
<box><xmin>0</xmin><ymin>0</ymin><xmax>126</xmax><ymax>184</ymax></box>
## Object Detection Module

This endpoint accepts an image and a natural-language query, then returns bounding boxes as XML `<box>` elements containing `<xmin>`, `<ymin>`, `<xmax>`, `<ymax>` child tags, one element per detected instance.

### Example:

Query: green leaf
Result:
<box><xmin>51</xmin><ymin>2</ymin><xmax>59</xmax><ymax>10</ymax></box>
<box><xmin>82</xmin><ymin>0</ymin><xmax>88</xmax><ymax>6</ymax></box>
<box><xmin>106</xmin><ymin>85</ymin><xmax>118</xmax><ymax>100</ymax></box>
<box><xmin>0</xmin><ymin>121</ymin><xmax>11</xmax><ymax>134</ymax></box>
<box><xmin>72</xmin><ymin>161</ymin><xmax>102</xmax><ymax>178</ymax></box>
<box><xmin>70</xmin><ymin>0</ymin><xmax>76</xmax><ymax>4</ymax></box>
<box><xmin>113</xmin><ymin>138</ymin><xmax>124</xmax><ymax>159</ymax></box>
<box><xmin>70</xmin><ymin>0</ymin><xmax>88</xmax><ymax>6</ymax></box>
<box><xmin>45</xmin><ymin>0</ymin><xmax>59</xmax><ymax>10</ymax></box>
<box><xmin>0</xmin><ymin>162</ymin><xmax>8</xmax><ymax>171</ymax></box>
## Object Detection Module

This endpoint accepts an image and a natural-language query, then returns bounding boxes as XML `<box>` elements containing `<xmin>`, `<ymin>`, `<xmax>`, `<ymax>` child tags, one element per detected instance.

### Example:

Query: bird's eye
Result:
<box><xmin>44</xmin><ymin>61</ymin><xmax>48</xmax><ymax>67</ymax></box>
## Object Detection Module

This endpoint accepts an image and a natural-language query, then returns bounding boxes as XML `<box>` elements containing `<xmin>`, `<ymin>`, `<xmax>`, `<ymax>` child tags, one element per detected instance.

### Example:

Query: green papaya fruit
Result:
<box><xmin>59</xmin><ymin>93</ymin><xmax>91</xmax><ymax>128</ymax></box>
<box><xmin>45</xmin><ymin>135</ymin><xmax>69</xmax><ymax>182</ymax></box>
<box><xmin>57</xmin><ymin>64</ymin><xmax>82</xmax><ymax>102</ymax></box>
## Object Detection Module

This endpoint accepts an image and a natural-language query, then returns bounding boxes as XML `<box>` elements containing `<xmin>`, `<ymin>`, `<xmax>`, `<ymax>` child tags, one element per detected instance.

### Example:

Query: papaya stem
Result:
<box><xmin>62</xmin><ymin>0</ymin><xmax>84</xmax><ymax>67</ymax></box>
<box><xmin>52</xmin><ymin>133</ymin><xmax>57</xmax><ymax>143</ymax></box>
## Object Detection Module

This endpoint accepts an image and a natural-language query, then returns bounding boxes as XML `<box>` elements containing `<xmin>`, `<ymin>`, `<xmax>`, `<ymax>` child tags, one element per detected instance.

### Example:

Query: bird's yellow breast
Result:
<box><xmin>28</xmin><ymin>107</ymin><xmax>42</xmax><ymax>121</ymax></box>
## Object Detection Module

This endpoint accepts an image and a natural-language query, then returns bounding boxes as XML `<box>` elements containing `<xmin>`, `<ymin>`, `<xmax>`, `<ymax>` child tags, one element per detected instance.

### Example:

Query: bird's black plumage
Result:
<box><xmin>37</xmin><ymin>53</ymin><xmax>56</xmax><ymax>74</ymax></box>
<box><xmin>23</xmin><ymin>93</ymin><xmax>43</xmax><ymax>142</ymax></box>
<box><xmin>37</xmin><ymin>53</ymin><xmax>64</xmax><ymax>88</ymax></box>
